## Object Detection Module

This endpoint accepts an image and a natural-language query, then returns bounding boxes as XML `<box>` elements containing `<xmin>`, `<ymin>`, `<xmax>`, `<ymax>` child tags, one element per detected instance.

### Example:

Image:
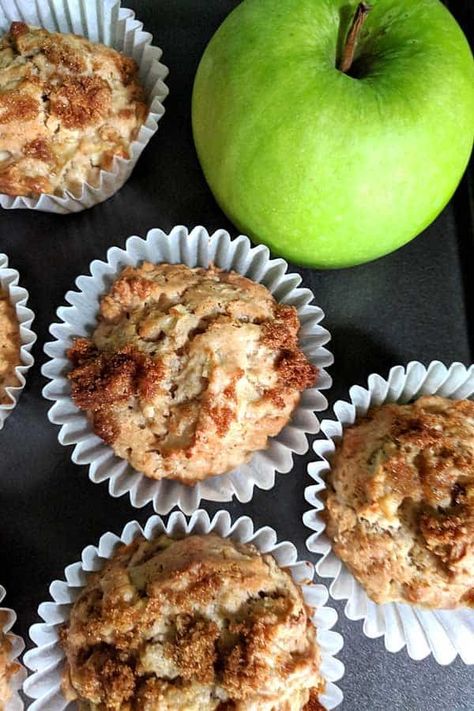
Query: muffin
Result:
<box><xmin>0</xmin><ymin>288</ymin><xmax>20</xmax><ymax>405</ymax></box>
<box><xmin>60</xmin><ymin>533</ymin><xmax>325</xmax><ymax>710</ymax></box>
<box><xmin>323</xmin><ymin>395</ymin><xmax>474</xmax><ymax>609</ymax></box>
<box><xmin>67</xmin><ymin>262</ymin><xmax>317</xmax><ymax>484</ymax></box>
<box><xmin>0</xmin><ymin>22</ymin><xmax>147</xmax><ymax>197</ymax></box>
<box><xmin>0</xmin><ymin>612</ymin><xmax>20</xmax><ymax>710</ymax></box>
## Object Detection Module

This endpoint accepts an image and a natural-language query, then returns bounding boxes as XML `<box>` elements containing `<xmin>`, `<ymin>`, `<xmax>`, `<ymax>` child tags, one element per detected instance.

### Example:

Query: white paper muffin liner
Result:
<box><xmin>42</xmin><ymin>225</ymin><xmax>333</xmax><ymax>514</ymax></box>
<box><xmin>23</xmin><ymin>509</ymin><xmax>344</xmax><ymax>709</ymax></box>
<box><xmin>0</xmin><ymin>253</ymin><xmax>36</xmax><ymax>430</ymax></box>
<box><xmin>0</xmin><ymin>0</ymin><xmax>169</xmax><ymax>213</ymax></box>
<box><xmin>304</xmin><ymin>360</ymin><xmax>474</xmax><ymax>665</ymax></box>
<box><xmin>0</xmin><ymin>585</ymin><xmax>26</xmax><ymax>711</ymax></box>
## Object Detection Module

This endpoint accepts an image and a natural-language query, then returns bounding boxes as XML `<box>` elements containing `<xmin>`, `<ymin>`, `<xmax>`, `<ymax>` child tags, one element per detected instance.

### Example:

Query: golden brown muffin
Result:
<box><xmin>323</xmin><ymin>395</ymin><xmax>474</xmax><ymax>609</ymax></box>
<box><xmin>0</xmin><ymin>613</ymin><xmax>19</xmax><ymax>710</ymax></box>
<box><xmin>67</xmin><ymin>263</ymin><xmax>317</xmax><ymax>484</ymax></box>
<box><xmin>60</xmin><ymin>533</ymin><xmax>324</xmax><ymax>711</ymax></box>
<box><xmin>0</xmin><ymin>22</ymin><xmax>147</xmax><ymax>197</ymax></box>
<box><xmin>0</xmin><ymin>288</ymin><xmax>20</xmax><ymax>404</ymax></box>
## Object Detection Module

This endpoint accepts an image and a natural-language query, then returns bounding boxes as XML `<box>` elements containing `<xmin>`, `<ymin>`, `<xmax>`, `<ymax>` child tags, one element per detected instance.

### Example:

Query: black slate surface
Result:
<box><xmin>0</xmin><ymin>1</ymin><xmax>473</xmax><ymax>710</ymax></box>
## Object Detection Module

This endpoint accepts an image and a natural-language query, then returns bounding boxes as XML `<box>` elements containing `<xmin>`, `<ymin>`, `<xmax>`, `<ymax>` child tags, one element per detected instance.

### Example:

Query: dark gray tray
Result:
<box><xmin>0</xmin><ymin>2</ymin><xmax>472</xmax><ymax>709</ymax></box>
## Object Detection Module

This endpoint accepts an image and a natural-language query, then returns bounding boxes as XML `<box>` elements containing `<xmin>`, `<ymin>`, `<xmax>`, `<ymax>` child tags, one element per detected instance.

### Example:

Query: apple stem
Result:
<box><xmin>339</xmin><ymin>2</ymin><xmax>371</xmax><ymax>74</ymax></box>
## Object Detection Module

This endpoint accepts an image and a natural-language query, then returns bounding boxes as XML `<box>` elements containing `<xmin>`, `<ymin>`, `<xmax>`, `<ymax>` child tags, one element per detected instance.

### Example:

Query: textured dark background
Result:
<box><xmin>0</xmin><ymin>1</ymin><xmax>473</xmax><ymax>709</ymax></box>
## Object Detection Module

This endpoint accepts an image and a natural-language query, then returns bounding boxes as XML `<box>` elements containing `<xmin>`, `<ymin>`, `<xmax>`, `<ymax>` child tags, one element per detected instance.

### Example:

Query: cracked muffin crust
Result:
<box><xmin>67</xmin><ymin>262</ymin><xmax>317</xmax><ymax>484</ymax></box>
<box><xmin>323</xmin><ymin>395</ymin><xmax>474</xmax><ymax>609</ymax></box>
<box><xmin>0</xmin><ymin>613</ymin><xmax>20</xmax><ymax>710</ymax></box>
<box><xmin>0</xmin><ymin>288</ymin><xmax>20</xmax><ymax>405</ymax></box>
<box><xmin>0</xmin><ymin>22</ymin><xmax>147</xmax><ymax>197</ymax></box>
<box><xmin>60</xmin><ymin>533</ymin><xmax>325</xmax><ymax>711</ymax></box>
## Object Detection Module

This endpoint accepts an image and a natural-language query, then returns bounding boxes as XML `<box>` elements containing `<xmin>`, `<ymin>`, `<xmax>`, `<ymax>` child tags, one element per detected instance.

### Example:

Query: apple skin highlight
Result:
<box><xmin>192</xmin><ymin>0</ymin><xmax>474</xmax><ymax>269</ymax></box>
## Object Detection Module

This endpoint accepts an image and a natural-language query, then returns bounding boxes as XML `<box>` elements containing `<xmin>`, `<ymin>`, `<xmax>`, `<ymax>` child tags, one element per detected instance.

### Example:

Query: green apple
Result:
<box><xmin>192</xmin><ymin>0</ymin><xmax>474</xmax><ymax>268</ymax></box>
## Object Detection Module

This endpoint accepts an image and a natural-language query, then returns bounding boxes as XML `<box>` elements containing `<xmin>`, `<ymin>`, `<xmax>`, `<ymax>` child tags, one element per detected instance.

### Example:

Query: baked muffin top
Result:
<box><xmin>61</xmin><ymin>533</ymin><xmax>324</xmax><ymax>711</ymax></box>
<box><xmin>0</xmin><ymin>288</ymin><xmax>20</xmax><ymax>405</ymax></box>
<box><xmin>0</xmin><ymin>22</ymin><xmax>147</xmax><ymax>197</ymax></box>
<box><xmin>323</xmin><ymin>395</ymin><xmax>474</xmax><ymax>609</ymax></box>
<box><xmin>67</xmin><ymin>262</ymin><xmax>317</xmax><ymax>484</ymax></box>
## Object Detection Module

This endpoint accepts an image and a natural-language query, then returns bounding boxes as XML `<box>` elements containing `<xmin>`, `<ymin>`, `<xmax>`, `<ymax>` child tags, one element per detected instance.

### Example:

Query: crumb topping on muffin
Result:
<box><xmin>0</xmin><ymin>288</ymin><xmax>20</xmax><ymax>404</ymax></box>
<box><xmin>61</xmin><ymin>533</ymin><xmax>324</xmax><ymax>710</ymax></box>
<box><xmin>0</xmin><ymin>22</ymin><xmax>147</xmax><ymax>197</ymax></box>
<box><xmin>323</xmin><ymin>395</ymin><xmax>474</xmax><ymax>608</ymax></box>
<box><xmin>67</xmin><ymin>263</ymin><xmax>317</xmax><ymax>484</ymax></box>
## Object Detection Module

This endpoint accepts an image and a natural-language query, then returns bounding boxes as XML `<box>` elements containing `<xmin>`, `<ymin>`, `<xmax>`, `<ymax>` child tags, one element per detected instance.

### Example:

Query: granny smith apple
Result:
<box><xmin>192</xmin><ymin>0</ymin><xmax>474</xmax><ymax>268</ymax></box>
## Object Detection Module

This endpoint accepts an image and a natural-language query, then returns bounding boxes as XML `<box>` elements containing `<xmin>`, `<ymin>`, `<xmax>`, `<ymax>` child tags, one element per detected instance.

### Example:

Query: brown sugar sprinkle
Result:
<box><xmin>207</xmin><ymin>404</ymin><xmax>234</xmax><ymax>437</ymax></box>
<box><xmin>170</xmin><ymin>616</ymin><xmax>219</xmax><ymax>683</ymax></box>
<box><xmin>100</xmin><ymin>658</ymin><xmax>136</xmax><ymax>707</ymax></box>
<box><xmin>304</xmin><ymin>689</ymin><xmax>327</xmax><ymax>711</ymax></box>
<box><xmin>276</xmin><ymin>349</ymin><xmax>318</xmax><ymax>391</ymax></box>
<box><xmin>461</xmin><ymin>588</ymin><xmax>474</xmax><ymax>606</ymax></box>
<box><xmin>9</xmin><ymin>20</ymin><xmax>28</xmax><ymax>40</ymax></box>
<box><xmin>91</xmin><ymin>408</ymin><xmax>119</xmax><ymax>446</ymax></box>
<box><xmin>67</xmin><ymin>336</ymin><xmax>95</xmax><ymax>365</ymax></box>
<box><xmin>222</xmin><ymin>612</ymin><xmax>292</xmax><ymax>697</ymax></box>
<box><xmin>263</xmin><ymin>303</ymin><xmax>318</xmax><ymax>390</ymax></box>
<box><xmin>419</xmin><ymin>507</ymin><xmax>474</xmax><ymax>566</ymax></box>
<box><xmin>22</xmin><ymin>137</ymin><xmax>53</xmax><ymax>162</ymax></box>
<box><xmin>390</xmin><ymin>414</ymin><xmax>443</xmax><ymax>447</ymax></box>
<box><xmin>40</xmin><ymin>38</ymin><xmax>87</xmax><ymax>73</ymax></box>
<box><xmin>114</xmin><ymin>53</ymin><xmax>140</xmax><ymax>85</ymax></box>
<box><xmin>67</xmin><ymin>340</ymin><xmax>164</xmax><ymax>411</ymax></box>
<box><xmin>49</xmin><ymin>75</ymin><xmax>112</xmax><ymax>129</ymax></box>
<box><xmin>68</xmin><ymin>344</ymin><xmax>136</xmax><ymax>410</ymax></box>
<box><xmin>262</xmin><ymin>304</ymin><xmax>301</xmax><ymax>350</ymax></box>
<box><xmin>0</xmin><ymin>91</ymin><xmax>39</xmax><ymax>124</ymax></box>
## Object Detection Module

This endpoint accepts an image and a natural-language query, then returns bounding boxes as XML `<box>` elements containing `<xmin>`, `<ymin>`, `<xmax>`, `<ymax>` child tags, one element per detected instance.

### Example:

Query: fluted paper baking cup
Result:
<box><xmin>0</xmin><ymin>585</ymin><xmax>26</xmax><ymax>711</ymax></box>
<box><xmin>0</xmin><ymin>253</ymin><xmax>36</xmax><ymax>430</ymax></box>
<box><xmin>0</xmin><ymin>0</ymin><xmax>168</xmax><ymax>213</ymax></box>
<box><xmin>304</xmin><ymin>360</ymin><xmax>474</xmax><ymax>665</ymax></box>
<box><xmin>42</xmin><ymin>225</ymin><xmax>333</xmax><ymax>514</ymax></box>
<box><xmin>23</xmin><ymin>509</ymin><xmax>344</xmax><ymax>709</ymax></box>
